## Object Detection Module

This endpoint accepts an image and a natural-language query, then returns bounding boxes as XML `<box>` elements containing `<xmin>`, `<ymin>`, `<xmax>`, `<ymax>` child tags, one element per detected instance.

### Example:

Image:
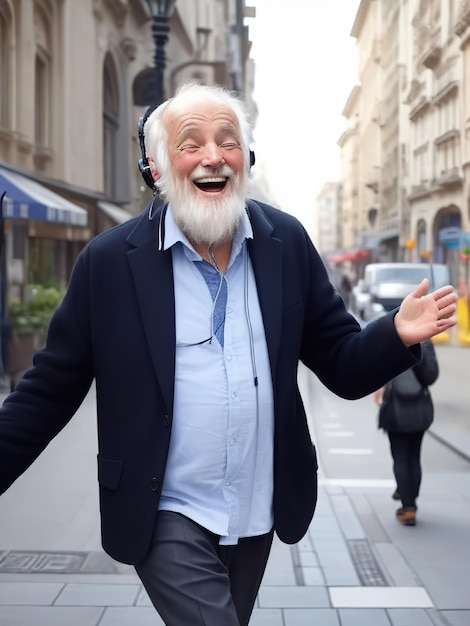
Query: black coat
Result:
<box><xmin>379</xmin><ymin>339</ymin><xmax>438</xmax><ymax>433</ymax></box>
<box><xmin>0</xmin><ymin>199</ymin><xmax>419</xmax><ymax>564</ymax></box>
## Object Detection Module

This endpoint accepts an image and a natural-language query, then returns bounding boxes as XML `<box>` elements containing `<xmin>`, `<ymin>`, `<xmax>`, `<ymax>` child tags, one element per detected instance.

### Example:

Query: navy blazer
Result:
<box><xmin>0</xmin><ymin>199</ymin><xmax>418</xmax><ymax>565</ymax></box>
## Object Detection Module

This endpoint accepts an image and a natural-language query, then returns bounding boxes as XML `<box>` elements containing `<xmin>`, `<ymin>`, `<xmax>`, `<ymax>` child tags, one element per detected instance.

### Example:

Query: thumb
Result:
<box><xmin>411</xmin><ymin>277</ymin><xmax>430</xmax><ymax>298</ymax></box>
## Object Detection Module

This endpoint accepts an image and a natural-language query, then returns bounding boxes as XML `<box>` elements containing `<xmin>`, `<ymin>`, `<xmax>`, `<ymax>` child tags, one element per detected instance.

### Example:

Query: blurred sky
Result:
<box><xmin>246</xmin><ymin>0</ymin><xmax>361</xmax><ymax>233</ymax></box>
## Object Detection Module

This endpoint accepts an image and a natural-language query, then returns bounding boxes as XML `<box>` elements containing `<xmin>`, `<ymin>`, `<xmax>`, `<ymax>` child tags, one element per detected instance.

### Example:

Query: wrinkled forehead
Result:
<box><xmin>162</xmin><ymin>93</ymin><xmax>240</xmax><ymax>135</ymax></box>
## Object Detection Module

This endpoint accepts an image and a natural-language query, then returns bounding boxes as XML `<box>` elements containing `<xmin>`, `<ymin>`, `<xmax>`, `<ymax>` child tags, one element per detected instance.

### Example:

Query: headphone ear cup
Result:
<box><xmin>249</xmin><ymin>150</ymin><xmax>255</xmax><ymax>168</ymax></box>
<box><xmin>138</xmin><ymin>157</ymin><xmax>156</xmax><ymax>190</ymax></box>
<box><xmin>138</xmin><ymin>110</ymin><xmax>157</xmax><ymax>190</ymax></box>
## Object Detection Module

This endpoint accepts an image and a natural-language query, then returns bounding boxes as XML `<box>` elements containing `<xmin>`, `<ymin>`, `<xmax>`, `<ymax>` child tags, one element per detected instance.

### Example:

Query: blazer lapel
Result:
<box><xmin>126</xmin><ymin>206</ymin><xmax>176</xmax><ymax>416</ymax></box>
<box><xmin>246</xmin><ymin>200</ymin><xmax>283</xmax><ymax>382</ymax></box>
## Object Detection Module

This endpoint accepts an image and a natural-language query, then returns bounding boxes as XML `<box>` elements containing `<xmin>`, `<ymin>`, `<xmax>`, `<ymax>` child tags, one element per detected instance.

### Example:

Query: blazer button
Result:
<box><xmin>150</xmin><ymin>477</ymin><xmax>159</xmax><ymax>492</ymax></box>
<box><xmin>163</xmin><ymin>415</ymin><xmax>169</xmax><ymax>427</ymax></box>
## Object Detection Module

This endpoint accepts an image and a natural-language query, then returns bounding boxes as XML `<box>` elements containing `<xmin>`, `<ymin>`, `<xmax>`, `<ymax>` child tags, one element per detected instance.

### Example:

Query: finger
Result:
<box><xmin>436</xmin><ymin>292</ymin><xmax>458</xmax><ymax>310</ymax></box>
<box><xmin>433</xmin><ymin>284</ymin><xmax>456</xmax><ymax>300</ymax></box>
<box><xmin>437</xmin><ymin>302</ymin><xmax>457</xmax><ymax>318</ymax></box>
<box><xmin>412</xmin><ymin>278</ymin><xmax>430</xmax><ymax>298</ymax></box>
<box><xmin>436</xmin><ymin>314</ymin><xmax>457</xmax><ymax>330</ymax></box>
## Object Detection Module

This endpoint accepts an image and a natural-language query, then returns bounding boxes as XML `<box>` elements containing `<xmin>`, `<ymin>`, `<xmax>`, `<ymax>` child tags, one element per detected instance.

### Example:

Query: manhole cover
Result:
<box><xmin>0</xmin><ymin>550</ymin><xmax>121</xmax><ymax>574</ymax></box>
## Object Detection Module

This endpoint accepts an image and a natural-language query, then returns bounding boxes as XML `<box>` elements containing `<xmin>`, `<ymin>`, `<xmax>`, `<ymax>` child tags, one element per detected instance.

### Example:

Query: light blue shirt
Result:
<box><xmin>158</xmin><ymin>206</ymin><xmax>274</xmax><ymax>544</ymax></box>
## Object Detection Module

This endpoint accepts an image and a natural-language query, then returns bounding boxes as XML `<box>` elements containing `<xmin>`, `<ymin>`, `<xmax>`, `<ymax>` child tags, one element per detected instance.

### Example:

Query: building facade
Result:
<box><xmin>0</xmin><ymin>0</ymin><xmax>254</xmax><ymax>300</ymax></box>
<box><xmin>335</xmin><ymin>0</ymin><xmax>470</xmax><ymax>294</ymax></box>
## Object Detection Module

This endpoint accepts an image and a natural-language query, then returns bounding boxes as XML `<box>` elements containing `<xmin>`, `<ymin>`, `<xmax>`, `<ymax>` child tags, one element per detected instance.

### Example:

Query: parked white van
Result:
<box><xmin>357</xmin><ymin>262</ymin><xmax>450</xmax><ymax>323</ymax></box>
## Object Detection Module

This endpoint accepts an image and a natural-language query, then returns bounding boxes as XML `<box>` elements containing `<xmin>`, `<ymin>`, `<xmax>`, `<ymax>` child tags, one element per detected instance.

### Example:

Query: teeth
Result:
<box><xmin>195</xmin><ymin>177</ymin><xmax>226</xmax><ymax>183</ymax></box>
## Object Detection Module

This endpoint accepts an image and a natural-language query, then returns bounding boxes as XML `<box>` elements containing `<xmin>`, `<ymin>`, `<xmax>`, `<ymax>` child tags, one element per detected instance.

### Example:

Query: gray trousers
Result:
<box><xmin>135</xmin><ymin>511</ymin><xmax>274</xmax><ymax>625</ymax></box>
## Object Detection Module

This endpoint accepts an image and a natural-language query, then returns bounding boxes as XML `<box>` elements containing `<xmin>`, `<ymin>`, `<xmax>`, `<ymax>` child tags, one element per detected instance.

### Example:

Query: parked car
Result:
<box><xmin>359</xmin><ymin>262</ymin><xmax>450</xmax><ymax>323</ymax></box>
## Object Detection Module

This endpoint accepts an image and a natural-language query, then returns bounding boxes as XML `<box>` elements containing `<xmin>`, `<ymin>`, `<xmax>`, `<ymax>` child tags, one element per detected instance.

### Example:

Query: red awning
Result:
<box><xmin>326</xmin><ymin>249</ymin><xmax>370</xmax><ymax>264</ymax></box>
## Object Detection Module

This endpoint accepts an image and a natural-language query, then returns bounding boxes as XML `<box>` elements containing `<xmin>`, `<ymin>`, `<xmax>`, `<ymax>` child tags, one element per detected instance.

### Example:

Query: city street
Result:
<box><xmin>0</xmin><ymin>342</ymin><xmax>469</xmax><ymax>625</ymax></box>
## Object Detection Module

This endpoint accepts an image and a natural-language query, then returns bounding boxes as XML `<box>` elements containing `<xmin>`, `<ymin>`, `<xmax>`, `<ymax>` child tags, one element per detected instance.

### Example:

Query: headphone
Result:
<box><xmin>137</xmin><ymin>106</ymin><xmax>256</xmax><ymax>190</ymax></box>
<box><xmin>138</xmin><ymin>107</ymin><xmax>157</xmax><ymax>190</ymax></box>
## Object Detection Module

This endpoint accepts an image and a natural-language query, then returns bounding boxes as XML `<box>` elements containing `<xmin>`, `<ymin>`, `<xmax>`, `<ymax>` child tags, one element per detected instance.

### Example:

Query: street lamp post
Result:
<box><xmin>0</xmin><ymin>191</ymin><xmax>8</xmax><ymax>388</ymax></box>
<box><xmin>145</xmin><ymin>0</ymin><xmax>177</xmax><ymax>105</ymax></box>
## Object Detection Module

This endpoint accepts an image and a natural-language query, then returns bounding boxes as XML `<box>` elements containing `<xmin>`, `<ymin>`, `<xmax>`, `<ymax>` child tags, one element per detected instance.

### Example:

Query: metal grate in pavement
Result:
<box><xmin>0</xmin><ymin>550</ymin><xmax>121</xmax><ymax>574</ymax></box>
<box><xmin>289</xmin><ymin>544</ymin><xmax>305</xmax><ymax>586</ymax></box>
<box><xmin>347</xmin><ymin>539</ymin><xmax>388</xmax><ymax>586</ymax></box>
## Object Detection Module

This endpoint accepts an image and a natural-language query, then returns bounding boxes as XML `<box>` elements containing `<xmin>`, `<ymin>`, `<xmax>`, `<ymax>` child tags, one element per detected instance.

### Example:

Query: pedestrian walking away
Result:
<box><xmin>375</xmin><ymin>338</ymin><xmax>439</xmax><ymax>526</ymax></box>
<box><xmin>339</xmin><ymin>271</ymin><xmax>353</xmax><ymax>309</ymax></box>
<box><xmin>0</xmin><ymin>81</ymin><xmax>458</xmax><ymax>626</ymax></box>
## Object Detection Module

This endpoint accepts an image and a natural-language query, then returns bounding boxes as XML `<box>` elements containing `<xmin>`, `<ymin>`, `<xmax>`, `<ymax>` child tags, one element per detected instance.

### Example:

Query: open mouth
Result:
<box><xmin>193</xmin><ymin>176</ymin><xmax>228</xmax><ymax>193</ymax></box>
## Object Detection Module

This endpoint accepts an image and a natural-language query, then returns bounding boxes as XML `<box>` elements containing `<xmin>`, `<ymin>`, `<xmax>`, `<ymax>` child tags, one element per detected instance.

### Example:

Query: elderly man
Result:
<box><xmin>0</xmin><ymin>82</ymin><xmax>457</xmax><ymax>625</ymax></box>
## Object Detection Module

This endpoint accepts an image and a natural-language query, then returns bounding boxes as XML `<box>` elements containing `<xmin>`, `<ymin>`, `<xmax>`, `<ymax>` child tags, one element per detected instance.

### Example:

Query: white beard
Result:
<box><xmin>164</xmin><ymin>165</ymin><xmax>248</xmax><ymax>245</ymax></box>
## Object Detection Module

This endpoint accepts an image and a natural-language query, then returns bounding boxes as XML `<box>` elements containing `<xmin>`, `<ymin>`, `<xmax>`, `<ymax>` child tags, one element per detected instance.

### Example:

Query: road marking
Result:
<box><xmin>330</xmin><ymin>586</ymin><xmax>433</xmax><ymax>608</ymax></box>
<box><xmin>328</xmin><ymin>448</ymin><xmax>373</xmax><ymax>455</ymax></box>
<box><xmin>319</xmin><ymin>478</ymin><xmax>395</xmax><ymax>487</ymax></box>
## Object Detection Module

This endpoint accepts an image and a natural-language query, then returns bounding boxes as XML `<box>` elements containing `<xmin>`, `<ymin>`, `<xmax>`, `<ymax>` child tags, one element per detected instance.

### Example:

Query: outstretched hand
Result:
<box><xmin>394</xmin><ymin>278</ymin><xmax>458</xmax><ymax>346</ymax></box>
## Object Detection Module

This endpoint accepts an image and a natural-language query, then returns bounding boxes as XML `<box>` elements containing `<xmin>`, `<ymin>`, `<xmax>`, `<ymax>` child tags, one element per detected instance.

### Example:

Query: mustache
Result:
<box><xmin>189</xmin><ymin>164</ymin><xmax>235</xmax><ymax>181</ymax></box>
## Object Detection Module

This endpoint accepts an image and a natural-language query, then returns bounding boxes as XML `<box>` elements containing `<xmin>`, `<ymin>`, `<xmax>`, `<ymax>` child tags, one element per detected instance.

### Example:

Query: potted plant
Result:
<box><xmin>7</xmin><ymin>285</ymin><xmax>63</xmax><ymax>388</ymax></box>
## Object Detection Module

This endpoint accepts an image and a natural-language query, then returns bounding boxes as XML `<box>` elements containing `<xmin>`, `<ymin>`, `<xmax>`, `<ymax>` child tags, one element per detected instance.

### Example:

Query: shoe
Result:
<box><xmin>392</xmin><ymin>490</ymin><xmax>401</xmax><ymax>500</ymax></box>
<box><xmin>396</xmin><ymin>507</ymin><xmax>416</xmax><ymax>526</ymax></box>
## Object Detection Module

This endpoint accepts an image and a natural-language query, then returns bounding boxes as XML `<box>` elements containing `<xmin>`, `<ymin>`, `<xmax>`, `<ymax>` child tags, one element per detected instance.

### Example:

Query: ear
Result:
<box><xmin>148</xmin><ymin>159</ymin><xmax>160</xmax><ymax>182</ymax></box>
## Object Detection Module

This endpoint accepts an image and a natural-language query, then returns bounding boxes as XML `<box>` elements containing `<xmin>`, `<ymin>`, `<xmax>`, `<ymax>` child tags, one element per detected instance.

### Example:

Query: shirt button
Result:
<box><xmin>230</xmin><ymin>439</ymin><xmax>236</xmax><ymax>446</ymax></box>
<box><xmin>226</xmin><ymin>353</ymin><xmax>232</xmax><ymax>361</ymax></box>
<box><xmin>231</xmin><ymin>392</ymin><xmax>238</xmax><ymax>399</ymax></box>
<box><xmin>225</xmin><ymin>481</ymin><xmax>230</xmax><ymax>486</ymax></box>
<box><xmin>150</xmin><ymin>477</ymin><xmax>159</xmax><ymax>491</ymax></box>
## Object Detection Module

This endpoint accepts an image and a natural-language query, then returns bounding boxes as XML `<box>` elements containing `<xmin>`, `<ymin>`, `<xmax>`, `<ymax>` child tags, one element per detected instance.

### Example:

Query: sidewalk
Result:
<box><xmin>1</xmin><ymin>475</ymin><xmax>469</xmax><ymax>626</ymax></box>
<box><xmin>0</xmin><ymin>343</ymin><xmax>469</xmax><ymax>626</ymax></box>
<box><xmin>427</xmin><ymin>343</ymin><xmax>470</xmax><ymax>462</ymax></box>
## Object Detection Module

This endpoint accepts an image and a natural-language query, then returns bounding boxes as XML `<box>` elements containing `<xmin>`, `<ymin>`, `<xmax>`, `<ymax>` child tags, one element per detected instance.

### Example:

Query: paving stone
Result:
<box><xmin>302</xmin><ymin>566</ymin><xmax>325</xmax><ymax>586</ymax></box>
<box><xmin>338</xmin><ymin>607</ymin><xmax>393</xmax><ymax>626</ymax></box>
<box><xmin>331</xmin><ymin>494</ymin><xmax>366</xmax><ymax>540</ymax></box>
<box><xmin>314</xmin><ymin>538</ymin><xmax>355</xmax><ymax>568</ymax></box>
<box><xmin>136</xmin><ymin>587</ymin><xmax>152</xmax><ymax>606</ymax></box>
<box><xmin>99</xmin><ymin>607</ymin><xmax>164</xmax><ymax>625</ymax></box>
<box><xmin>284</xmin><ymin>607</ymin><xmax>340</xmax><ymax>625</ymax></box>
<box><xmin>258</xmin><ymin>585</ymin><xmax>330</xmax><ymax>608</ymax></box>
<box><xmin>374</xmin><ymin>542</ymin><xmax>420</xmax><ymax>587</ymax></box>
<box><xmin>249</xmin><ymin>608</ymin><xmax>284</xmax><ymax>625</ymax></box>
<box><xmin>438</xmin><ymin>610</ymin><xmax>470</xmax><ymax>626</ymax></box>
<box><xmin>261</xmin><ymin>537</ymin><xmax>297</xmax><ymax>585</ymax></box>
<box><xmin>309</xmin><ymin>516</ymin><xmax>343</xmax><ymax>541</ymax></box>
<box><xmin>298</xmin><ymin>550</ymin><xmax>319</xmax><ymax>567</ymax></box>
<box><xmin>0</xmin><ymin>606</ymin><xmax>104</xmax><ymax>626</ymax></box>
<box><xmin>54</xmin><ymin>582</ymin><xmax>140</xmax><ymax>606</ymax></box>
<box><xmin>330</xmin><ymin>586</ymin><xmax>433</xmax><ymax>608</ymax></box>
<box><xmin>386</xmin><ymin>608</ymin><xmax>435</xmax><ymax>625</ymax></box>
<box><xmin>348</xmin><ymin>493</ymin><xmax>390</xmax><ymax>543</ymax></box>
<box><xmin>321</xmin><ymin>564</ymin><xmax>360</xmax><ymax>586</ymax></box>
<box><xmin>0</xmin><ymin>581</ymin><xmax>63</xmax><ymax>605</ymax></box>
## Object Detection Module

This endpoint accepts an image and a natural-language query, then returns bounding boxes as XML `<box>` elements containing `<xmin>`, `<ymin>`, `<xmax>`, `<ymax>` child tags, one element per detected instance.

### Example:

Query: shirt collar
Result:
<box><xmin>163</xmin><ymin>204</ymin><xmax>253</xmax><ymax>266</ymax></box>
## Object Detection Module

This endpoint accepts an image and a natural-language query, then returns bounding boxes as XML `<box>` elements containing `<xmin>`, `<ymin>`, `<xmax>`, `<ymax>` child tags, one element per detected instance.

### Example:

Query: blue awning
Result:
<box><xmin>0</xmin><ymin>167</ymin><xmax>88</xmax><ymax>226</ymax></box>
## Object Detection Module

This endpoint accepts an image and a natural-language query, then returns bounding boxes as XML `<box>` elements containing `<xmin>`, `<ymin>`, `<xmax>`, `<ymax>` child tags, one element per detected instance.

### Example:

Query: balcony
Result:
<box><xmin>420</xmin><ymin>28</ymin><xmax>442</xmax><ymax>70</ymax></box>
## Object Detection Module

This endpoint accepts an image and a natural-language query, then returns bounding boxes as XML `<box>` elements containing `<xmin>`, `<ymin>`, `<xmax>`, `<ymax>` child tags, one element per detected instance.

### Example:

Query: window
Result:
<box><xmin>417</xmin><ymin>219</ymin><xmax>427</xmax><ymax>256</ymax></box>
<box><xmin>33</xmin><ymin>6</ymin><xmax>51</xmax><ymax>150</ymax></box>
<box><xmin>0</xmin><ymin>6</ymin><xmax>11</xmax><ymax>128</ymax></box>
<box><xmin>102</xmin><ymin>54</ymin><xmax>119</xmax><ymax>199</ymax></box>
<box><xmin>12</xmin><ymin>223</ymin><xmax>27</xmax><ymax>260</ymax></box>
<box><xmin>35</xmin><ymin>53</ymin><xmax>49</xmax><ymax>147</ymax></box>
